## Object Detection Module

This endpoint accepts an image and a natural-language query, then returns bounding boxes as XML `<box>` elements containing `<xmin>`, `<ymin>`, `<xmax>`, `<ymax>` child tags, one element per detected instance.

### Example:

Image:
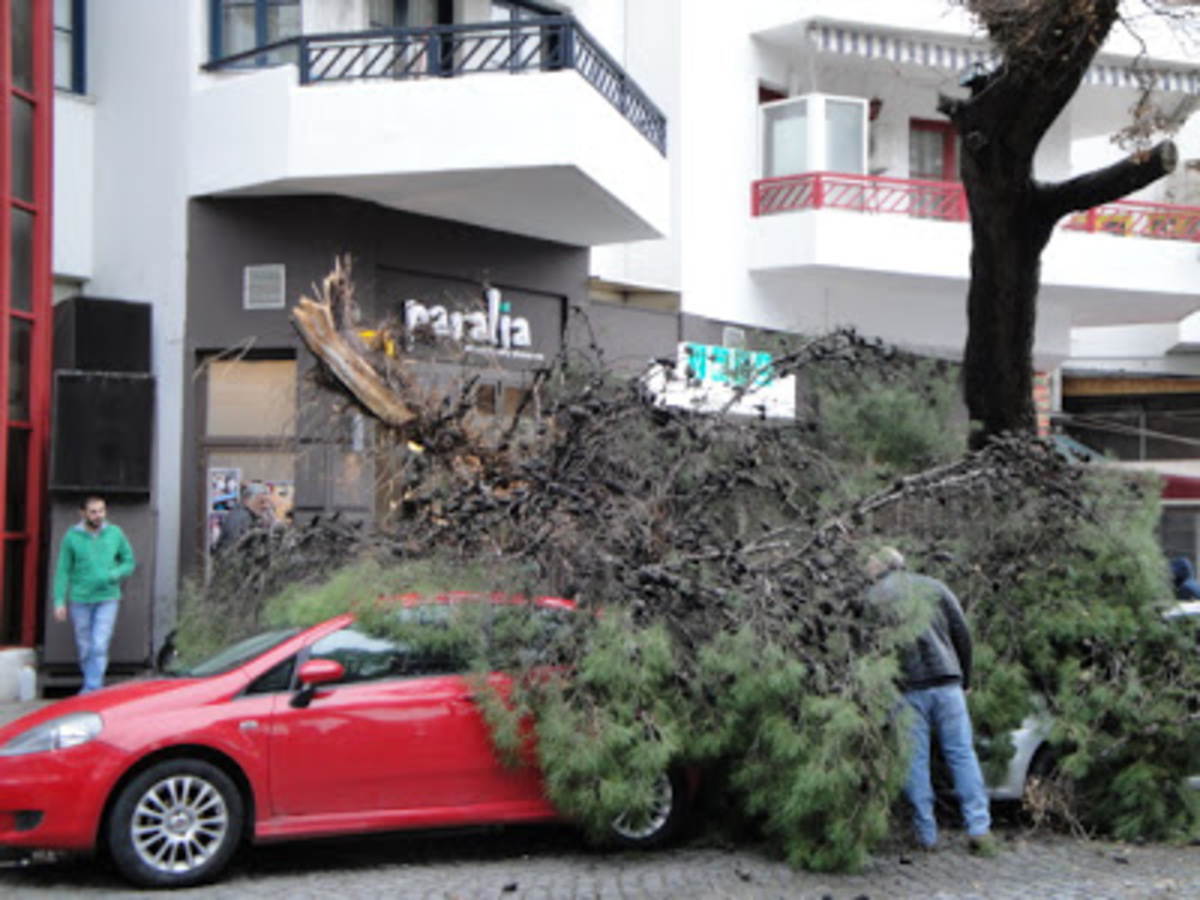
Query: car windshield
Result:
<box><xmin>170</xmin><ymin>627</ymin><xmax>301</xmax><ymax>678</ymax></box>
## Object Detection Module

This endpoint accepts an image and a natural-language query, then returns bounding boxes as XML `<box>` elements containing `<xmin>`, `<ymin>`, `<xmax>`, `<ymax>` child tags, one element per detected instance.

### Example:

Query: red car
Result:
<box><xmin>0</xmin><ymin>595</ymin><xmax>686</xmax><ymax>888</ymax></box>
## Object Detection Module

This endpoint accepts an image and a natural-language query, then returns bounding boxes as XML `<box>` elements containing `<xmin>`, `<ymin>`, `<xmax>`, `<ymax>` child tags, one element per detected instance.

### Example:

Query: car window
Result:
<box><xmin>309</xmin><ymin>627</ymin><xmax>412</xmax><ymax>683</ymax></box>
<box><xmin>488</xmin><ymin>604</ymin><xmax>575</xmax><ymax>668</ymax></box>
<box><xmin>244</xmin><ymin>657</ymin><xmax>296</xmax><ymax>695</ymax></box>
<box><xmin>172</xmin><ymin>627</ymin><xmax>302</xmax><ymax>677</ymax></box>
<box><xmin>381</xmin><ymin>603</ymin><xmax>485</xmax><ymax>676</ymax></box>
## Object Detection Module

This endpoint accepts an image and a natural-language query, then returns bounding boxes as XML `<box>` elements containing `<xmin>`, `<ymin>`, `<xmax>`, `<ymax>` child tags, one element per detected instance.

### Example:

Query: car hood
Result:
<box><xmin>0</xmin><ymin>674</ymin><xmax>245</xmax><ymax>744</ymax></box>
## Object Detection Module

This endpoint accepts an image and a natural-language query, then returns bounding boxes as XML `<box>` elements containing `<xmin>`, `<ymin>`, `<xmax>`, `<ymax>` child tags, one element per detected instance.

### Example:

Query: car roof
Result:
<box><xmin>377</xmin><ymin>591</ymin><xmax>576</xmax><ymax>611</ymax></box>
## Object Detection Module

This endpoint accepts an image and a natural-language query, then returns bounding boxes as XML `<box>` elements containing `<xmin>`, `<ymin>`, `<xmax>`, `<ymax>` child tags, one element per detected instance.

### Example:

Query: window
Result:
<box><xmin>308</xmin><ymin>626</ymin><xmax>421</xmax><ymax>683</ymax></box>
<box><xmin>909</xmin><ymin>120</ymin><xmax>958</xmax><ymax>182</ymax></box>
<box><xmin>206</xmin><ymin>359</ymin><xmax>296</xmax><ymax>438</ymax></box>
<box><xmin>54</xmin><ymin>0</ymin><xmax>86</xmax><ymax>93</ymax></box>
<box><xmin>369</xmin><ymin>0</ymin><xmax>439</xmax><ymax>29</ymax></box>
<box><xmin>200</xmin><ymin>356</ymin><xmax>297</xmax><ymax>568</ymax></box>
<box><xmin>826</xmin><ymin>99</ymin><xmax>866</xmax><ymax>175</ymax></box>
<box><xmin>210</xmin><ymin>0</ymin><xmax>301</xmax><ymax>62</ymax></box>
<box><xmin>10</xmin><ymin>98</ymin><xmax>34</xmax><ymax>202</ymax></box>
<box><xmin>245</xmin><ymin>657</ymin><xmax>297</xmax><ymax>694</ymax></box>
<box><xmin>762</xmin><ymin>98</ymin><xmax>808</xmax><ymax>178</ymax></box>
<box><xmin>488</xmin><ymin>604</ymin><xmax>573</xmax><ymax>668</ymax></box>
<box><xmin>761</xmin><ymin>94</ymin><xmax>867</xmax><ymax>180</ymax></box>
<box><xmin>909</xmin><ymin>119</ymin><xmax>960</xmax><ymax>219</ymax></box>
<box><xmin>492</xmin><ymin>0</ymin><xmax>560</xmax><ymax>21</ymax></box>
<box><xmin>11</xmin><ymin>0</ymin><xmax>33</xmax><ymax>91</ymax></box>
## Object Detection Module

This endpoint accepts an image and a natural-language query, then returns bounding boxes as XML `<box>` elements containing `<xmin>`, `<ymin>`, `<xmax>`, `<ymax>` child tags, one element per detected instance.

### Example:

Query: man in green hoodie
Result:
<box><xmin>53</xmin><ymin>496</ymin><xmax>136</xmax><ymax>694</ymax></box>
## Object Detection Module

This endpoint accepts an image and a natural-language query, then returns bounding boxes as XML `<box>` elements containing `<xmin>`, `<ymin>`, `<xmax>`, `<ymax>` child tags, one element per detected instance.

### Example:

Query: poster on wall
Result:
<box><xmin>262</xmin><ymin>481</ymin><xmax>295</xmax><ymax>525</ymax></box>
<box><xmin>206</xmin><ymin>467</ymin><xmax>296</xmax><ymax>560</ymax></box>
<box><xmin>207</xmin><ymin>467</ymin><xmax>241</xmax><ymax>554</ymax></box>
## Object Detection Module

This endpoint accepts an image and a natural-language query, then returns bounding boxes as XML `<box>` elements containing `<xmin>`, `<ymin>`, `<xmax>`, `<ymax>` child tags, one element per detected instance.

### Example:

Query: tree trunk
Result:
<box><xmin>948</xmin><ymin>0</ymin><xmax>1178</xmax><ymax>449</ymax></box>
<box><xmin>961</xmin><ymin>149</ymin><xmax>1056</xmax><ymax>448</ymax></box>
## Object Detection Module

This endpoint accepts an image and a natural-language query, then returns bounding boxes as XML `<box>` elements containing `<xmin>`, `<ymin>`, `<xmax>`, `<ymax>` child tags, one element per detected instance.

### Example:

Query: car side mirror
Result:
<box><xmin>298</xmin><ymin>659</ymin><xmax>345</xmax><ymax>687</ymax></box>
<box><xmin>290</xmin><ymin>659</ymin><xmax>345</xmax><ymax>709</ymax></box>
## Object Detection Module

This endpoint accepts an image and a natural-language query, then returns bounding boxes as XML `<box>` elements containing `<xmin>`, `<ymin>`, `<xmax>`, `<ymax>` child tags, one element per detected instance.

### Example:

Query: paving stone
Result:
<box><xmin>4</xmin><ymin>822</ymin><xmax>1200</xmax><ymax>898</ymax></box>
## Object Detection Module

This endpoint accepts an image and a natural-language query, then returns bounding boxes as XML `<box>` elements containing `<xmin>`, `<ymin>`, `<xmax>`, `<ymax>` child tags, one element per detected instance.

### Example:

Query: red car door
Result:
<box><xmin>265</xmin><ymin>624</ymin><xmax>547</xmax><ymax>823</ymax></box>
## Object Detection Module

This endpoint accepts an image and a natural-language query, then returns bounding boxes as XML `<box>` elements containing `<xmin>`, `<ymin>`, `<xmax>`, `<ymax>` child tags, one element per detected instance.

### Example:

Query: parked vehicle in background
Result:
<box><xmin>0</xmin><ymin>594</ymin><xmax>687</xmax><ymax>888</ymax></box>
<box><xmin>987</xmin><ymin>602</ymin><xmax>1200</xmax><ymax>804</ymax></box>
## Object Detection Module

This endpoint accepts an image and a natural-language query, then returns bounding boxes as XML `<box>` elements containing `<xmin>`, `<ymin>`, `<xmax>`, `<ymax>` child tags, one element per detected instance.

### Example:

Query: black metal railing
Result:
<box><xmin>203</xmin><ymin>17</ymin><xmax>667</xmax><ymax>155</ymax></box>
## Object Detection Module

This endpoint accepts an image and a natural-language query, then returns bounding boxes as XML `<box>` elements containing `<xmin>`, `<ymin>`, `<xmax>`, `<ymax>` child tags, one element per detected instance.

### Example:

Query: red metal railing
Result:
<box><xmin>1059</xmin><ymin>200</ymin><xmax>1200</xmax><ymax>241</ymax></box>
<box><xmin>751</xmin><ymin>172</ymin><xmax>1200</xmax><ymax>243</ymax></box>
<box><xmin>752</xmin><ymin>172</ymin><xmax>968</xmax><ymax>221</ymax></box>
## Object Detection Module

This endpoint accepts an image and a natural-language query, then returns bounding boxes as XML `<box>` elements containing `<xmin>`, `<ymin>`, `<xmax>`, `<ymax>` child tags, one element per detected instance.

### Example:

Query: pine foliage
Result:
<box><xmin>177</xmin><ymin>327</ymin><xmax>1200</xmax><ymax>865</ymax></box>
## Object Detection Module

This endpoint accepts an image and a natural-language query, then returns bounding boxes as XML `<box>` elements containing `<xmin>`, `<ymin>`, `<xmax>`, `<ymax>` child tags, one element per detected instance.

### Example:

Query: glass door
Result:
<box><xmin>909</xmin><ymin>119</ymin><xmax>959</xmax><ymax>219</ymax></box>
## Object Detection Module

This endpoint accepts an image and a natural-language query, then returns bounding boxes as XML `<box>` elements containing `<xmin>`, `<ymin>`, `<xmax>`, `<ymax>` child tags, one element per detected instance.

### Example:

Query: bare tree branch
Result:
<box><xmin>1040</xmin><ymin>140</ymin><xmax>1178</xmax><ymax>219</ymax></box>
<box><xmin>291</xmin><ymin>256</ymin><xmax>417</xmax><ymax>428</ymax></box>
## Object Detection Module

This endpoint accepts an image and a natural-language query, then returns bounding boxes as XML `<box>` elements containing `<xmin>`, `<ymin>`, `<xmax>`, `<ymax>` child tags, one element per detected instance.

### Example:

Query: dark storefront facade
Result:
<box><xmin>1062</xmin><ymin>377</ymin><xmax>1200</xmax><ymax>566</ymax></box>
<box><xmin>182</xmin><ymin>195</ymin><xmax>592</xmax><ymax>579</ymax></box>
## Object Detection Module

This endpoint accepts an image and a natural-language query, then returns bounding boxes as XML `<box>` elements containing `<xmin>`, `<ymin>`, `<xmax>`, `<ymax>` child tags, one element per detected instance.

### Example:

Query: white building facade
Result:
<box><xmin>49</xmin><ymin>0</ymin><xmax>1200</xmax><ymax>668</ymax></box>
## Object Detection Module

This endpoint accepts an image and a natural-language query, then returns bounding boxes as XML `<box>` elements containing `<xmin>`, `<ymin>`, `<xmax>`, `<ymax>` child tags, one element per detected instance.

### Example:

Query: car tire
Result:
<box><xmin>106</xmin><ymin>758</ymin><xmax>244</xmax><ymax>889</ymax></box>
<box><xmin>608</xmin><ymin>769</ymin><xmax>687</xmax><ymax>849</ymax></box>
<box><xmin>1027</xmin><ymin>744</ymin><xmax>1061</xmax><ymax>786</ymax></box>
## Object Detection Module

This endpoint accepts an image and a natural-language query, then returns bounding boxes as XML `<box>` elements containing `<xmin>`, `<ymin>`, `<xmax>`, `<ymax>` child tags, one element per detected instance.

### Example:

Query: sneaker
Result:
<box><xmin>968</xmin><ymin>832</ymin><xmax>999</xmax><ymax>858</ymax></box>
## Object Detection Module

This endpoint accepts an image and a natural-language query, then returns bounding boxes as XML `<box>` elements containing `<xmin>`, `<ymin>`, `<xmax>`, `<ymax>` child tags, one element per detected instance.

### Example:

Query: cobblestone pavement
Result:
<box><xmin>4</xmin><ymin>703</ymin><xmax>1200</xmax><ymax>898</ymax></box>
<box><xmin>2</xmin><ymin>825</ymin><xmax>1200</xmax><ymax>899</ymax></box>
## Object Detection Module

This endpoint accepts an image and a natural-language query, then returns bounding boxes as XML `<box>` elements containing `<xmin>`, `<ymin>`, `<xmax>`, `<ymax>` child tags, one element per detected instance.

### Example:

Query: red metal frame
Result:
<box><xmin>27</xmin><ymin>0</ymin><xmax>54</xmax><ymax>649</ymax></box>
<box><xmin>0</xmin><ymin>0</ymin><xmax>53</xmax><ymax>648</ymax></box>
<box><xmin>751</xmin><ymin>171</ymin><xmax>1200</xmax><ymax>244</ymax></box>
<box><xmin>0</xmin><ymin>0</ymin><xmax>12</xmax><ymax>647</ymax></box>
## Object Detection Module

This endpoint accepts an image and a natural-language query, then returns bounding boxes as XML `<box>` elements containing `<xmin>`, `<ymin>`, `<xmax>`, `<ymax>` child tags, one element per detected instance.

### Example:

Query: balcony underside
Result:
<box><xmin>190</xmin><ymin>65</ymin><xmax>668</xmax><ymax>247</ymax></box>
<box><xmin>209</xmin><ymin>164</ymin><xmax>659</xmax><ymax>247</ymax></box>
<box><xmin>751</xmin><ymin>209</ymin><xmax>1200</xmax><ymax>329</ymax></box>
<box><xmin>753</xmin><ymin>262</ymin><xmax>1200</xmax><ymax>330</ymax></box>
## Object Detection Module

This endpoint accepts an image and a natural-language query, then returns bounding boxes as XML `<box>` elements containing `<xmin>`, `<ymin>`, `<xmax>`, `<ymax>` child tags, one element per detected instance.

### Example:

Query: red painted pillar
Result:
<box><xmin>0</xmin><ymin>0</ymin><xmax>54</xmax><ymax>648</ymax></box>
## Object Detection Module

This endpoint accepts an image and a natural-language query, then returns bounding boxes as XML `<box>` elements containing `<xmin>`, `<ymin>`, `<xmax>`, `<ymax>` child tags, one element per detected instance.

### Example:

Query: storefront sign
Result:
<box><xmin>403</xmin><ymin>287</ymin><xmax>539</xmax><ymax>359</ymax></box>
<box><xmin>643</xmin><ymin>342</ymin><xmax>796</xmax><ymax>418</ymax></box>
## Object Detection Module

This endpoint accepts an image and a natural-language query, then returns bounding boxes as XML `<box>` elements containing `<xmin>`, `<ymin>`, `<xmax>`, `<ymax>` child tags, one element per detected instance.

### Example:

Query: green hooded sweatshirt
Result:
<box><xmin>53</xmin><ymin>522</ymin><xmax>136</xmax><ymax>610</ymax></box>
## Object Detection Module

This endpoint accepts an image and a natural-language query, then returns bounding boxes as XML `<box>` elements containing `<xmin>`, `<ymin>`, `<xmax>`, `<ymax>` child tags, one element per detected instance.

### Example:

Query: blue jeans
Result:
<box><xmin>903</xmin><ymin>683</ymin><xmax>991</xmax><ymax>847</ymax></box>
<box><xmin>69</xmin><ymin>601</ymin><xmax>119</xmax><ymax>694</ymax></box>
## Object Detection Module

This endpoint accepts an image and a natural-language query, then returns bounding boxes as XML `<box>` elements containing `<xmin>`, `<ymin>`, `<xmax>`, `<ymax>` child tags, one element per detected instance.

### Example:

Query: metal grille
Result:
<box><xmin>753</xmin><ymin>171</ymin><xmax>1200</xmax><ymax>244</ymax></box>
<box><xmin>205</xmin><ymin>17</ymin><xmax>667</xmax><ymax>155</ymax></box>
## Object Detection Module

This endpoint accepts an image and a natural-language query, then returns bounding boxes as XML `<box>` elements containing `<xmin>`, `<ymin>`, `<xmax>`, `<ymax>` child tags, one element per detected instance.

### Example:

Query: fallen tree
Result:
<box><xmin>177</xmin><ymin>261</ymin><xmax>1200</xmax><ymax>867</ymax></box>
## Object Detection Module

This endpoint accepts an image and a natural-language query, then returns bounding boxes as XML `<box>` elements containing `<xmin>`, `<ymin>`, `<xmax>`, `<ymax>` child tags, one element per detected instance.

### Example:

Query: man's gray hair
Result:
<box><xmin>867</xmin><ymin>546</ymin><xmax>906</xmax><ymax>579</ymax></box>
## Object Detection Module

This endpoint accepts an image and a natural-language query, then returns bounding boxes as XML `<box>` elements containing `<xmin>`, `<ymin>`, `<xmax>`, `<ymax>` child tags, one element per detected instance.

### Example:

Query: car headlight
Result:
<box><xmin>0</xmin><ymin>713</ymin><xmax>103</xmax><ymax>757</ymax></box>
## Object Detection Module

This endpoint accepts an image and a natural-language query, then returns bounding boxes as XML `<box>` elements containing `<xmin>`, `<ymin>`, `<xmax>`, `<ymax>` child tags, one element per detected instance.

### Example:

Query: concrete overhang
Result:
<box><xmin>188</xmin><ymin>65</ymin><xmax>669</xmax><ymax>247</ymax></box>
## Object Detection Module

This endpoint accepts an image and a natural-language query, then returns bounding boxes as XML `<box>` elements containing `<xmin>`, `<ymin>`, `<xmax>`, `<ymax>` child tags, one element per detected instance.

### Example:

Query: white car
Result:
<box><xmin>986</xmin><ymin>713</ymin><xmax>1054</xmax><ymax>802</ymax></box>
<box><xmin>987</xmin><ymin>601</ymin><xmax>1200</xmax><ymax>803</ymax></box>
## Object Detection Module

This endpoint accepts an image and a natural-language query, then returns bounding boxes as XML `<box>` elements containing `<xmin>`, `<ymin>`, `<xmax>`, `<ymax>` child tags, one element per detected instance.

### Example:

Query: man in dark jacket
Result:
<box><xmin>1170</xmin><ymin>556</ymin><xmax>1200</xmax><ymax>600</ymax></box>
<box><xmin>213</xmin><ymin>482</ymin><xmax>275</xmax><ymax>555</ymax></box>
<box><xmin>868</xmin><ymin>547</ymin><xmax>994</xmax><ymax>854</ymax></box>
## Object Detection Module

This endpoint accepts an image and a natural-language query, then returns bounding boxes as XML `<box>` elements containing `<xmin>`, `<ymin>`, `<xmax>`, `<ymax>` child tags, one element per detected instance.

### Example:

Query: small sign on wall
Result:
<box><xmin>207</xmin><ymin>467</ymin><xmax>241</xmax><ymax>554</ymax></box>
<box><xmin>643</xmin><ymin>342</ymin><xmax>797</xmax><ymax>419</ymax></box>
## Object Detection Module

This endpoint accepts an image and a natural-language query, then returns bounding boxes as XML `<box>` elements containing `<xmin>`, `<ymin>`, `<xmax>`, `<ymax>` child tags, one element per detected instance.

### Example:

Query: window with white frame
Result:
<box><xmin>760</xmin><ymin>94</ymin><xmax>867</xmax><ymax>178</ymax></box>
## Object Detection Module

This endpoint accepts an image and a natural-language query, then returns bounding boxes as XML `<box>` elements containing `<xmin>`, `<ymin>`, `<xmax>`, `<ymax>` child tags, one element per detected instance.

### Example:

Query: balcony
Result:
<box><xmin>754</xmin><ymin>172</ymin><xmax>1200</xmax><ymax>242</ymax></box>
<box><xmin>749</xmin><ymin>171</ymin><xmax>1200</xmax><ymax>328</ymax></box>
<box><xmin>190</xmin><ymin>17</ymin><xmax>669</xmax><ymax>246</ymax></box>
